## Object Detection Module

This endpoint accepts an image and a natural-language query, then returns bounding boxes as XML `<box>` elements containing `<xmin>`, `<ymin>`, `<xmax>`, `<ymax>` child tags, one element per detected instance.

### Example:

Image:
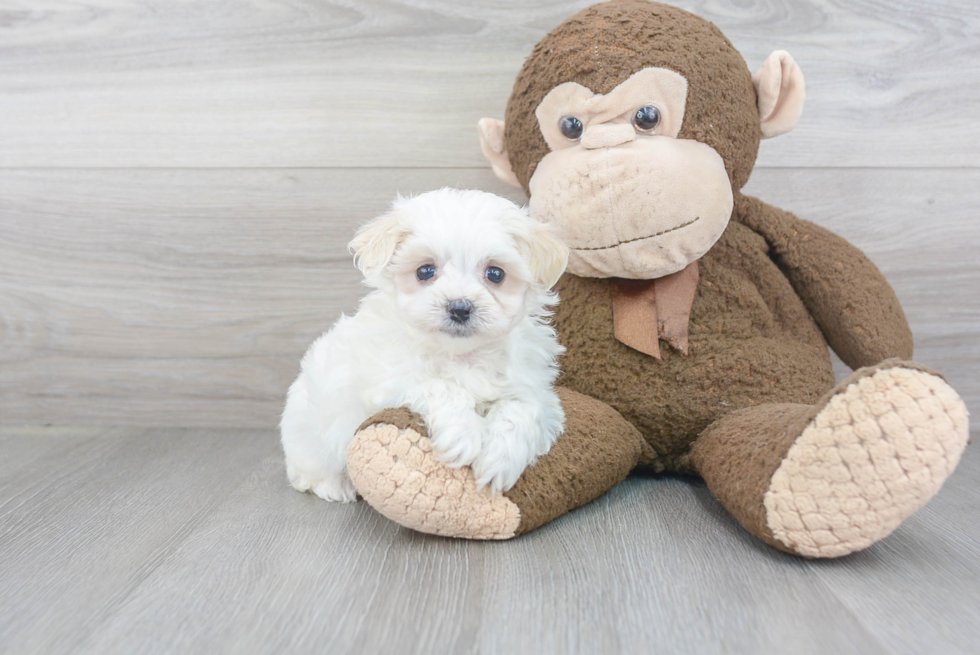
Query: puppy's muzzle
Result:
<box><xmin>446</xmin><ymin>299</ymin><xmax>473</xmax><ymax>324</ymax></box>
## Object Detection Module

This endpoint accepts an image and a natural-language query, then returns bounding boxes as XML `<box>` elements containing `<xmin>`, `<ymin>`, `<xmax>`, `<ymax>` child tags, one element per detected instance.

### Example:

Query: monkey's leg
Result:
<box><xmin>346</xmin><ymin>388</ymin><xmax>650</xmax><ymax>539</ymax></box>
<box><xmin>690</xmin><ymin>360</ymin><xmax>969</xmax><ymax>558</ymax></box>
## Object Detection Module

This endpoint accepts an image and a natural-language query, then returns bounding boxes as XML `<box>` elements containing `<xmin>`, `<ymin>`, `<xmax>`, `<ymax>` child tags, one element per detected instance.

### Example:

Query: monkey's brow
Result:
<box><xmin>573</xmin><ymin>217</ymin><xmax>700</xmax><ymax>251</ymax></box>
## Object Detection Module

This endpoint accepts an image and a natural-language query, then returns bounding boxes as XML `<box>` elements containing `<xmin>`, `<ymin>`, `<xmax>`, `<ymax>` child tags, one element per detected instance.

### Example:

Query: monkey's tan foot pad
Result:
<box><xmin>347</xmin><ymin>409</ymin><xmax>521</xmax><ymax>540</ymax></box>
<box><xmin>765</xmin><ymin>362</ymin><xmax>969</xmax><ymax>558</ymax></box>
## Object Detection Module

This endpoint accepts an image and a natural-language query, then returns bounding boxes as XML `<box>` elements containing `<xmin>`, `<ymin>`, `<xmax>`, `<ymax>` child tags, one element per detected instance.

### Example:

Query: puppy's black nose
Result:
<box><xmin>447</xmin><ymin>299</ymin><xmax>473</xmax><ymax>323</ymax></box>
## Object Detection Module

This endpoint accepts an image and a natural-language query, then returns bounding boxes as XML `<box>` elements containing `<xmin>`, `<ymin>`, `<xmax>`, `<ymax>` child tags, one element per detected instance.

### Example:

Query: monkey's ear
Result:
<box><xmin>752</xmin><ymin>50</ymin><xmax>805</xmax><ymax>139</ymax></box>
<box><xmin>348</xmin><ymin>208</ymin><xmax>406</xmax><ymax>277</ymax></box>
<box><xmin>478</xmin><ymin>118</ymin><xmax>522</xmax><ymax>188</ymax></box>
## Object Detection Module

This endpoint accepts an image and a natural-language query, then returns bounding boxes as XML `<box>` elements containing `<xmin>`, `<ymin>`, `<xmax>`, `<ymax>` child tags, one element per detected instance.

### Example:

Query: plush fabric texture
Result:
<box><xmin>349</xmin><ymin>362</ymin><xmax>968</xmax><ymax>554</ymax></box>
<box><xmin>341</xmin><ymin>0</ymin><xmax>967</xmax><ymax>557</ymax></box>
<box><xmin>477</xmin><ymin>117</ymin><xmax>521</xmax><ymax>187</ymax></box>
<box><xmin>528</xmin><ymin>135</ymin><xmax>734</xmax><ymax>279</ymax></box>
<box><xmin>555</xmin><ymin>212</ymin><xmax>826</xmax><ymax>470</ymax></box>
<box><xmin>504</xmin><ymin>387</ymin><xmax>652</xmax><ymax>534</ymax></box>
<box><xmin>348</xmin><ymin>389</ymin><xmax>651</xmax><ymax>539</ymax></box>
<box><xmin>611</xmin><ymin>261</ymin><xmax>699</xmax><ymax>358</ymax></box>
<box><xmin>505</xmin><ymin>0</ymin><xmax>762</xmax><ymax>194</ymax></box>
<box><xmin>358</xmin><ymin>406</ymin><xmax>429</xmax><ymax>438</ymax></box>
<box><xmin>651</xmin><ymin>260</ymin><xmax>699</xmax><ymax>354</ymax></box>
<box><xmin>534</xmin><ymin>67</ymin><xmax>688</xmax><ymax>149</ymax></box>
<box><xmin>347</xmin><ymin>419</ymin><xmax>522</xmax><ymax>539</ymax></box>
<box><xmin>551</xmin><ymin>192</ymin><xmax>919</xmax><ymax>472</ymax></box>
<box><xmin>734</xmin><ymin>194</ymin><xmax>913</xmax><ymax>369</ymax></box>
<box><xmin>754</xmin><ymin>50</ymin><xmax>806</xmax><ymax>138</ymax></box>
<box><xmin>764</xmin><ymin>362</ymin><xmax>968</xmax><ymax>557</ymax></box>
<box><xmin>691</xmin><ymin>360</ymin><xmax>968</xmax><ymax>557</ymax></box>
<box><xmin>691</xmin><ymin>402</ymin><xmax>818</xmax><ymax>554</ymax></box>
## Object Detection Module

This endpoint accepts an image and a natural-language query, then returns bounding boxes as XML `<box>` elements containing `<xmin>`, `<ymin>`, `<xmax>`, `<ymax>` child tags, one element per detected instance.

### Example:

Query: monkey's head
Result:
<box><xmin>479</xmin><ymin>0</ymin><xmax>805</xmax><ymax>279</ymax></box>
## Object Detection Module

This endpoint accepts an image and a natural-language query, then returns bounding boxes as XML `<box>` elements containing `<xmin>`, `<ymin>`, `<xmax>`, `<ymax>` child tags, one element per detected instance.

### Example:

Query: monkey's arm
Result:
<box><xmin>735</xmin><ymin>194</ymin><xmax>913</xmax><ymax>369</ymax></box>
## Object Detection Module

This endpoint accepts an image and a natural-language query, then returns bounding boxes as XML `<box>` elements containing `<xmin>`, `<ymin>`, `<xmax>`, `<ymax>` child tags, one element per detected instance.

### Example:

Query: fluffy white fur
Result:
<box><xmin>281</xmin><ymin>188</ymin><xmax>569</xmax><ymax>501</ymax></box>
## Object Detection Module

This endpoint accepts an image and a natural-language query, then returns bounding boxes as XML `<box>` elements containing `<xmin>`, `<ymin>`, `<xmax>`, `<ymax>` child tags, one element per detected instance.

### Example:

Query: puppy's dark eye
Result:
<box><xmin>416</xmin><ymin>264</ymin><xmax>436</xmax><ymax>282</ymax></box>
<box><xmin>485</xmin><ymin>266</ymin><xmax>505</xmax><ymax>284</ymax></box>
<box><xmin>632</xmin><ymin>106</ymin><xmax>660</xmax><ymax>133</ymax></box>
<box><xmin>559</xmin><ymin>116</ymin><xmax>583</xmax><ymax>141</ymax></box>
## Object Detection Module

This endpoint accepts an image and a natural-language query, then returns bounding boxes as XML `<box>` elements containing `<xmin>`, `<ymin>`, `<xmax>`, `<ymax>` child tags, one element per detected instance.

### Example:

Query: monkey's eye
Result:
<box><xmin>485</xmin><ymin>266</ymin><xmax>505</xmax><ymax>284</ymax></box>
<box><xmin>632</xmin><ymin>106</ymin><xmax>661</xmax><ymax>133</ymax></box>
<box><xmin>559</xmin><ymin>116</ymin><xmax>584</xmax><ymax>141</ymax></box>
<box><xmin>416</xmin><ymin>264</ymin><xmax>437</xmax><ymax>282</ymax></box>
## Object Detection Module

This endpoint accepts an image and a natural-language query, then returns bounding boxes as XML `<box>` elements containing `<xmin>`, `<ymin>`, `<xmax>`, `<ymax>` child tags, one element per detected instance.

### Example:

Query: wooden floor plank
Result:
<box><xmin>73</xmin><ymin>438</ymin><xmax>885</xmax><ymax>655</ymax></box>
<box><xmin>472</xmin><ymin>477</ymin><xmax>886</xmax><ymax>655</ymax></box>
<box><xmin>1</xmin><ymin>428</ymin><xmax>975</xmax><ymax>654</ymax></box>
<box><xmin>0</xmin><ymin>0</ymin><xmax>977</xmax><ymax>168</ymax></box>
<box><xmin>1</xmin><ymin>167</ymin><xmax>977</xmax><ymax>428</ymax></box>
<box><xmin>810</xmin><ymin>444</ymin><xmax>980</xmax><ymax>654</ymax></box>
<box><xmin>0</xmin><ymin>426</ymin><xmax>278</xmax><ymax>655</ymax></box>
<box><xmin>74</xmin><ymin>450</ymin><xmax>489</xmax><ymax>655</ymax></box>
<box><xmin>0</xmin><ymin>425</ymin><xmax>110</xmax><ymax>479</ymax></box>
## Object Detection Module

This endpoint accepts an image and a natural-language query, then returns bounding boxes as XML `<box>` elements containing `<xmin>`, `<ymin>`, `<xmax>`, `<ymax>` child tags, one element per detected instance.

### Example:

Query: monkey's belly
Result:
<box><xmin>552</xmin><ymin>233</ymin><xmax>836</xmax><ymax>472</ymax></box>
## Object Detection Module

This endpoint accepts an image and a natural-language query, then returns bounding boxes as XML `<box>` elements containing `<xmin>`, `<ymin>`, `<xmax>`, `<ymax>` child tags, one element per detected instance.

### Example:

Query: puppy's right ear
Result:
<box><xmin>349</xmin><ymin>209</ymin><xmax>406</xmax><ymax>276</ymax></box>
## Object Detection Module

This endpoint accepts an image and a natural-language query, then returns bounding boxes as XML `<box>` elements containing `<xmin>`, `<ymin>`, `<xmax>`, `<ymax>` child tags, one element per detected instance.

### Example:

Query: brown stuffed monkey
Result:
<box><xmin>344</xmin><ymin>0</ymin><xmax>969</xmax><ymax>557</ymax></box>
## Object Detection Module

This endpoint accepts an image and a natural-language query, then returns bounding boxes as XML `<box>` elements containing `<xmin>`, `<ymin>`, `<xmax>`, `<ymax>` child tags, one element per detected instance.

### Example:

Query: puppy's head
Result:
<box><xmin>349</xmin><ymin>188</ymin><xmax>568</xmax><ymax>349</ymax></box>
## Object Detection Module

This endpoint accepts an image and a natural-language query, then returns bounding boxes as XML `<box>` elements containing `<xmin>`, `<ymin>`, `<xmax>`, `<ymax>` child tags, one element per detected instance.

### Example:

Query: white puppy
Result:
<box><xmin>281</xmin><ymin>188</ymin><xmax>569</xmax><ymax>501</ymax></box>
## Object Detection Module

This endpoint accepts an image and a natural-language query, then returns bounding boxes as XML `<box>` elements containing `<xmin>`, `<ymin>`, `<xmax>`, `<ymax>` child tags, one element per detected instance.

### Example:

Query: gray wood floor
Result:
<box><xmin>1</xmin><ymin>424</ymin><xmax>977</xmax><ymax>655</ymax></box>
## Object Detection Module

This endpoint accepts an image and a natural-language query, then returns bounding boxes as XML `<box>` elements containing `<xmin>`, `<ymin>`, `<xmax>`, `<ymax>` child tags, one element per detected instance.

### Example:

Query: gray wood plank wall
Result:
<box><xmin>1</xmin><ymin>0</ymin><xmax>978</xmax><ymax>428</ymax></box>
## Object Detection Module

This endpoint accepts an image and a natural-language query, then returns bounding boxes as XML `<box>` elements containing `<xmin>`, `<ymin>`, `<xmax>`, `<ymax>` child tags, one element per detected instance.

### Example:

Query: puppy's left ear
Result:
<box><xmin>349</xmin><ymin>209</ymin><xmax>406</xmax><ymax>276</ymax></box>
<box><xmin>518</xmin><ymin>219</ymin><xmax>569</xmax><ymax>289</ymax></box>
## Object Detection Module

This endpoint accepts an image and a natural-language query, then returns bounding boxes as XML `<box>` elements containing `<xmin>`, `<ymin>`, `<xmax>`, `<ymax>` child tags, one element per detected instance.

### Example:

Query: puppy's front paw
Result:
<box><xmin>472</xmin><ymin>422</ymin><xmax>531</xmax><ymax>494</ymax></box>
<box><xmin>429</xmin><ymin>416</ymin><xmax>483</xmax><ymax>469</ymax></box>
<box><xmin>312</xmin><ymin>475</ymin><xmax>357</xmax><ymax>503</ymax></box>
<box><xmin>287</xmin><ymin>464</ymin><xmax>357</xmax><ymax>503</ymax></box>
<box><xmin>472</xmin><ymin>452</ymin><xmax>525</xmax><ymax>494</ymax></box>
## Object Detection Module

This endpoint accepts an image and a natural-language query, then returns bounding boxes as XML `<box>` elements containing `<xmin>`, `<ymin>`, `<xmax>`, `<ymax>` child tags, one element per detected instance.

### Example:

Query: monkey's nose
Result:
<box><xmin>580</xmin><ymin>123</ymin><xmax>636</xmax><ymax>149</ymax></box>
<box><xmin>447</xmin><ymin>299</ymin><xmax>473</xmax><ymax>323</ymax></box>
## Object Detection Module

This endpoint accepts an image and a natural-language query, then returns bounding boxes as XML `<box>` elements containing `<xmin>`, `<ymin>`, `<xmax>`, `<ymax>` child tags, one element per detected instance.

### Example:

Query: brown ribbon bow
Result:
<box><xmin>611</xmin><ymin>261</ymin><xmax>699</xmax><ymax>359</ymax></box>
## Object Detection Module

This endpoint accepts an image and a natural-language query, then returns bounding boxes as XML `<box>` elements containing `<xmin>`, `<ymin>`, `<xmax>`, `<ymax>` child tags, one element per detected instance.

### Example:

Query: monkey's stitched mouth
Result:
<box><xmin>572</xmin><ymin>216</ymin><xmax>700</xmax><ymax>251</ymax></box>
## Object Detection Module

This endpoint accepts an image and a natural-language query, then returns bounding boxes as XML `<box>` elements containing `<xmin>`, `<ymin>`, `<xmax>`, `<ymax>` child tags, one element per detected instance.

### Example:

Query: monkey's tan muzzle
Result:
<box><xmin>528</xmin><ymin>137</ymin><xmax>734</xmax><ymax>279</ymax></box>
